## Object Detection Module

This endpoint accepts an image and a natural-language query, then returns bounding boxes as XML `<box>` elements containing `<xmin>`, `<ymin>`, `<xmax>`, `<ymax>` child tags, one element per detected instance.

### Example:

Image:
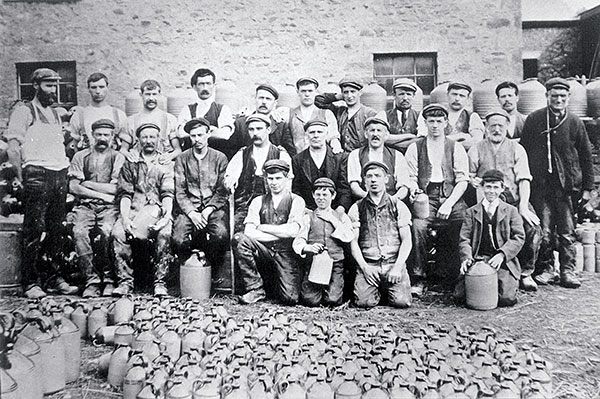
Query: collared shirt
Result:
<box><xmin>225</xmin><ymin>144</ymin><xmax>293</xmax><ymax>186</ymax></box>
<box><xmin>123</xmin><ymin>109</ymin><xmax>178</xmax><ymax>151</ymax></box>
<box><xmin>405</xmin><ymin>137</ymin><xmax>470</xmax><ymax>188</ymax></box>
<box><xmin>347</xmin><ymin>146</ymin><xmax>411</xmax><ymax>191</ymax></box>
<box><xmin>176</xmin><ymin>96</ymin><xmax>234</xmax><ymax>138</ymax></box>
<box><xmin>416</xmin><ymin>109</ymin><xmax>485</xmax><ymax>139</ymax></box>
<box><xmin>244</xmin><ymin>191</ymin><xmax>305</xmax><ymax>227</ymax></box>
<box><xmin>482</xmin><ymin>198</ymin><xmax>500</xmax><ymax>217</ymax></box>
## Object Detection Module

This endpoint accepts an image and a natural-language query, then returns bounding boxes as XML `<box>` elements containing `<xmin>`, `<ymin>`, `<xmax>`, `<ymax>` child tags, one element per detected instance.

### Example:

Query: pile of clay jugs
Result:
<box><xmin>90</xmin><ymin>297</ymin><xmax>553</xmax><ymax>399</ymax></box>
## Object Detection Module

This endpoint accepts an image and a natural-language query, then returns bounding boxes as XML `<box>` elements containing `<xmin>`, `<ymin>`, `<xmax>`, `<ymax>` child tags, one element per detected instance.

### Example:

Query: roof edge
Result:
<box><xmin>522</xmin><ymin>20</ymin><xmax>579</xmax><ymax>28</ymax></box>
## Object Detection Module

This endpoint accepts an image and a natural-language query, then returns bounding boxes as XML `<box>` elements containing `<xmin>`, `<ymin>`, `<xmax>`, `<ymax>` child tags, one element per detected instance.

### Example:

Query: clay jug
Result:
<box><xmin>222</xmin><ymin>382</ymin><xmax>250</xmax><ymax>399</ymax></box>
<box><xmin>133</xmin><ymin>323</ymin><xmax>155</xmax><ymax>350</ymax></box>
<box><xmin>94</xmin><ymin>325</ymin><xmax>119</xmax><ymax>345</ymax></box>
<box><xmin>124</xmin><ymin>363</ymin><xmax>148</xmax><ymax>399</ymax></box>
<box><xmin>115</xmin><ymin>322</ymin><xmax>136</xmax><ymax>346</ymax></box>
<box><xmin>5</xmin><ymin>344</ymin><xmax>43</xmax><ymax>399</ymax></box>
<box><xmin>113</xmin><ymin>295</ymin><xmax>135</xmax><ymax>325</ymax></box>
<box><xmin>161</xmin><ymin>326</ymin><xmax>182</xmax><ymax>362</ymax></box>
<box><xmin>88</xmin><ymin>304</ymin><xmax>108</xmax><ymax>337</ymax></box>
<box><xmin>472</xmin><ymin>79</ymin><xmax>498</xmax><ymax>118</ymax></box>
<box><xmin>465</xmin><ymin>260</ymin><xmax>498</xmax><ymax>310</ymax></box>
<box><xmin>138</xmin><ymin>380</ymin><xmax>161</xmax><ymax>399</ymax></box>
<box><xmin>0</xmin><ymin>368</ymin><xmax>18</xmax><ymax>399</ymax></box>
<box><xmin>98</xmin><ymin>352</ymin><xmax>112</xmax><ymax>376</ymax></box>
<box><xmin>336</xmin><ymin>374</ymin><xmax>362</xmax><ymax>399</ymax></box>
<box><xmin>167</xmin><ymin>85</ymin><xmax>197</xmax><ymax>117</ymax></box>
<box><xmin>277</xmin><ymin>378</ymin><xmax>307</xmax><ymax>399</ymax></box>
<box><xmin>193</xmin><ymin>378</ymin><xmax>221</xmax><ymax>399</ymax></box>
<box><xmin>567</xmin><ymin>77</ymin><xmax>587</xmax><ymax>117</ymax></box>
<box><xmin>53</xmin><ymin>308</ymin><xmax>81</xmax><ymax>383</ymax></box>
<box><xmin>362</xmin><ymin>82</ymin><xmax>387</xmax><ymax>112</ymax></box>
<box><xmin>180</xmin><ymin>250</ymin><xmax>212</xmax><ymax>300</ymax></box>
<box><xmin>277</xmin><ymin>84</ymin><xmax>300</xmax><ymax>109</ymax></box>
<box><xmin>165</xmin><ymin>376</ymin><xmax>193</xmax><ymax>399</ymax></box>
<box><xmin>429</xmin><ymin>82</ymin><xmax>450</xmax><ymax>108</ymax></box>
<box><xmin>215</xmin><ymin>79</ymin><xmax>240</xmax><ymax>114</ymax></box>
<box><xmin>13</xmin><ymin>333</ymin><xmax>43</xmax><ymax>395</ymax></box>
<box><xmin>182</xmin><ymin>327</ymin><xmax>206</xmax><ymax>354</ymax></box>
<box><xmin>307</xmin><ymin>376</ymin><xmax>334</xmax><ymax>399</ymax></box>
<box><xmin>126</xmin><ymin>87</ymin><xmax>143</xmax><ymax>116</ymax></box>
<box><xmin>586</xmin><ymin>78</ymin><xmax>600</xmax><ymax>117</ymax></box>
<box><xmin>388</xmin><ymin>381</ymin><xmax>415</xmax><ymax>399</ymax></box>
<box><xmin>108</xmin><ymin>344</ymin><xmax>132</xmax><ymax>388</ymax></box>
<box><xmin>71</xmin><ymin>303</ymin><xmax>89</xmax><ymax>338</ymax></box>
<box><xmin>133</xmin><ymin>305</ymin><xmax>154</xmax><ymax>323</ymax></box>
<box><xmin>517</xmin><ymin>79</ymin><xmax>546</xmax><ymax>115</ymax></box>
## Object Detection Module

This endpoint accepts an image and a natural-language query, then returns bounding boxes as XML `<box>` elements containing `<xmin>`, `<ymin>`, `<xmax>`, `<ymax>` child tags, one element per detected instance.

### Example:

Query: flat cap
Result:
<box><xmin>245</xmin><ymin>113</ymin><xmax>271</xmax><ymax>127</ymax></box>
<box><xmin>495</xmin><ymin>81</ymin><xmax>519</xmax><ymax>96</ymax></box>
<box><xmin>484</xmin><ymin>108</ymin><xmax>510</xmax><ymax>121</ymax></box>
<box><xmin>362</xmin><ymin>160</ymin><xmax>389</xmax><ymax>175</ymax></box>
<box><xmin>392</xmin><ymin>78</ymin><xmax>418</xmax><ymax>92</ymax></box>
<box><xmin>91</xmin><ymin>119</ymin><xmax>115</xmax><ymax>131</ymax></box>
<box><xmin>364</xmin><ymin>116</ymin><xmax>390</xmax><ymax>130</ymax></box>
<box><xmin>135</xmin><ymin>122</ymin><xmax>160</xmax><ymax>137</ymax></box>
<box><xmin>421</xmin><ymin>103</ymin><xmax>449</xmax><ymax>118</ymax></box>
<box><xmin>313</xmin><ymin>177</ymin><xmax>336</xmax><ymax>191</ymax></box>
<box><xmin>263</xmin><ymin>159</ymin><xmax>290</xmax><ymax>174</ymax></box>
<box><xmin>448</xmin><ymin>82</ymin><xmax>472</xmax><ymax>94</ymax></box>
<box><xmin>303</xmin><ymin>119</ymin><xmax>328</xmax><ymax>131</ymax></box>
<box><xmin>184</xmin><ymin>117</ymin><xmax>211</xmax><ymax>133</ymax></box>
<box><xmin>296</xmin><ymin>77</ymin><xmax>319</xmax><ymax>89</ymax></box>
<box><xmin>481</xmin><ymin>169</ymin><xmax>505</xmax><ymax>183</ymax></box>
<box><xmin>338</xmin><ymin>77</ymin><xmax>363</xmax><ymax>90</ymax></box>
<box><xmin>31</xmin><ymin>68</ymin><xmax>61</xmax><ymax>83</ymax></box>
<box><xmin>545</xmin><ymin>77</ymin><xmax>570</xmax><ymax>91</ymax></box>
<box><xmin>256</xmin><ymin>84</ymin><xmax>279</xmax><ymax>99</ymax></box>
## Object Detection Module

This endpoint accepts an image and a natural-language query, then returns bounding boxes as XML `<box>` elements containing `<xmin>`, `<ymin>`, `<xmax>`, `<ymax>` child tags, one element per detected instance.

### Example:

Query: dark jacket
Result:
<box><xmin>520</xmin><ymin>107</ymin><xmax>594</xmax><ymax>193</ymax></box>
<box><xmin>228</xmin><ymin>114</ymin><xmax>293</xmax><ymax>159</ymax></box>
<box><xmin>459</xmin><ymin>201</ymin><xmax>525</xmax><ymax>278</ymax></box>
<box><xmin>291</xmin><ymin>146</ymin><xmax>352</xmax><ymax>211</ymax></box>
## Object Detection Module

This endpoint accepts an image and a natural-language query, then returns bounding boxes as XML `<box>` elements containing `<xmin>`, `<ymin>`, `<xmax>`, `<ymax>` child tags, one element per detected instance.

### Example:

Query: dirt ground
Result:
<box><xmin>1</xmin><ymin>272</ymin><xmax>599</xmax><ymax>399</ymax></box>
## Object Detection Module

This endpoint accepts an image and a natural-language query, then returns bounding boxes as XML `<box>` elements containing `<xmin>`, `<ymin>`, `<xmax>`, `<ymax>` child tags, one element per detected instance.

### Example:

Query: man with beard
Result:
<box><xmin>227</xmin><ymin>84</ymin><xmax>294</xmax><ymax>158</ymax></box>
<box><xmin>291</xmin><ymin>120</ymin><xmax>351</xmax><ymax>212</ymax></box>
<box><xmin>224</xmin><ymin>114</ymin><xmax>292</xmax><ymax>233</ymax></box>
<box><xmin>232</xmin><ymin>159</ymin><xmax>305</xmax><ymax>305</ymax></box>
<box><xmin>496</xmin><ymin>81</ymin><xmax>526</xmax><ymax>140</ymax></box>
<box><xmin>385</xmin><ymin>78</ymin><xmax>421</xmax><ymax>153</ymax></box>
<box><xmin>284</xmin><ymin>77</ymin><xmax>341</xmax><ymax>155</ymax></box>
<box><xmin>315</xmin><ymin>77</ymin><xmax>378</xmax><ymax>152</ymax></box>
<box><xmin>177</xmin><ymin>68</ymin><xmax>234</xmax><ymax>155</ymax></box>
<box><xmin>70</xmin><ymin>72</ymin><xmax>127</xmax><ymax>150</ymax></box>
<box><xmin>520</xmin><ymin>77</ymin><xmax>594</xmax><ymax>289</ymax></box>
<box><xmin>347</xmin><ymin>117</ymin><xmax>411</xmax><ymax>201</ymax></box>
<box><xmin>467</xmin><ymin>109</ymin><xmax>541</xmax><ymax>291</ymax></box>
<box><xmin>172</xmin><ymin>117</ymin><xmax>230</xmax><ymax>289</ymax></box>
<box><xmin>121</xmin><ymin>80</ymin><xmax>182</xmax><ymax>163</ymax></box>
<box><xmin>68</xmin><ymin>119</ymin><xmax>125</xmax><ymax>297</ymax></box>
<box><xmin>112</xmin><ymin>123</ymin><xmax>174</xmax><ymax>297</ymax></box>
<box><xmin>6</xmin><ymin>68</ymin><xmax>78</xmax><ymax>298</ymax></box>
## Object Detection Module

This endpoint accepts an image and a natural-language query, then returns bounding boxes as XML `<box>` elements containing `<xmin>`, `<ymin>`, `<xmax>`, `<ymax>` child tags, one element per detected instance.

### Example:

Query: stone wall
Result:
<box><xmin>0</xmin><ymin>0</ymin><xmax>522</xmax><ymax>118</ymax></box>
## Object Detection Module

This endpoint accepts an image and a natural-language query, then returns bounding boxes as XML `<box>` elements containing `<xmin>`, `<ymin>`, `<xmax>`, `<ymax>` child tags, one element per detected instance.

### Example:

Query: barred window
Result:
<box><xmin>373</xmin><ymin>53</ymin><xmax>437</xmax><ymax>95</ymax></box>
<box><xmin>16</xmin><ymin>61</ymin><xmax>77</xmax><ymax>109</ymax></box>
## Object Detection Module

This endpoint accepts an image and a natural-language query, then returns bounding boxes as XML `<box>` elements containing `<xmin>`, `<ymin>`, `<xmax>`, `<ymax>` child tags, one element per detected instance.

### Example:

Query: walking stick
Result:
<box><xmin>229</xmin><ymin>193</ymin><xmax>236</xmax><ymax>295</ymax></box>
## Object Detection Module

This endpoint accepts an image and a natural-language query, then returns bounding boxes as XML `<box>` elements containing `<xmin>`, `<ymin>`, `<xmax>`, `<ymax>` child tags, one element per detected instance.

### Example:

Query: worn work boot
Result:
<box><xmin>533</xmin><ymin>271</ymin><xmax>556</xmax><ymax>286</ymax></box>
<box><xmin>520</xmin><ymin>276</ymin><xmax>538</xmax><ymax>291</ymax></box>
<box><xmin>24</xmin><ymin>285</ymin><xmax>47</xmax><ymax>299</ymax></box>
<box><xmin>50</xmin><ymin>278</ymin><xmax>79</xmax><ymax>295</ymax></box>
<box><xmin>153</xmin><ymin>284</ymin><xmax>168</xmax><ymax>297</ymax></box>
<box><xmin>112</xmin><ymin>283</ymin><xmax>132</xmax><ymax>297</ymax></box>
<box><xmin>102</xmin><ymin>283</ymin><xmax>115</xmax><ymax>297</ymax></box>
<box><xmin>82</xmin><ymin>284</ymin><xmax>101</xmax><ymax>298</ymax></box>
<box><xmin>239</xmin><ymin>288</ymin><xmax>266</xmax><ymax>305</ymax></box>
<box><xmin>411</xmin><ymin>281</ymin><xmax>425</xmax><ymax>297</ymax></box>
<box><xmin>560</xmin><ymin>272</ymin><xmax>581</xmax><ymax>289</ymax></box>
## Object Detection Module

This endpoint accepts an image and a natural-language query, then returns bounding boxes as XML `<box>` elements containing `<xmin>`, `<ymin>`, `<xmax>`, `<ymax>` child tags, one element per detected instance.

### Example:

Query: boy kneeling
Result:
<box><xmin>455</xmin><ymin>169</ymin><xmax>525</xmax><ymax>307</ymax></box>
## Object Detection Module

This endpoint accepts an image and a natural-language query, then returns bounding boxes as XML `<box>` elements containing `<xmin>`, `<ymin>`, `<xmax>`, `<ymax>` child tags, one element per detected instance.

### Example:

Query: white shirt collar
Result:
<box><xmin>482</xmin><ymin>198</ymin><xmax>500</xmax><ymax>216</ymax></box>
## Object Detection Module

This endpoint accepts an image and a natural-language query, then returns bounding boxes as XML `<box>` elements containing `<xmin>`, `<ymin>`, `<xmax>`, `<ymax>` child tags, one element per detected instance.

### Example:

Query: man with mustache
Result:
<box><xmin>111</xmin><ymin>123</ymin><xmax>175</xmax><ymax>297</ymax></box>
<box><xmin>68</xmin><ymin>119</ymin><xmax>125</xmax><ymax>297</ymax></box>
<box><xmin>385</xmin><ymin>78</ymin><xmax>421</xmax><ymax>153</ymax></box>
<box><xmin>467</xmin><ymin>109</ymin><xmax>542</xmax><ymax>292</ymax></box>
<box><xmin>406</xmin><ymin>104</ymin><xmax>470</xmax><ymax>297</ymax></box>
<box><xmin>7</xmin><ymin>68</ymin><xmax>78</xmax><ymax>298</ymax></box>
<box><xmin>496</xmin><ymin>81</ymin><xmax>526</xmax><ymax>140</ymax></box>
<box><xmin>315</xmin><ymin>77</ymin><xmax>378</xmax><ymax>152</ymax></box>
<box><xmin>347</xmin><ymin>117</ymin><xmax>411</xmax><ymax>201</ymax></box>
<box><xmin>520</xmin><ymin>77</ymin><xmax>594</xmax><ymax>289</ymax></box>
<box><xmin>121</xmin><ymin>80</ymin><xmax>182</xmax><ymax>164</ymax></box>
<box><xmin>70</xmin><ymin>72</ymin><xmax>127</xmax><ymax>150</ymax></box>
<box><xmin>177</xmin><ymin>68</ymin><xmax>234</xmax><ymax>156</ymax></box>
<box><xmin>224</xmin><ymin>114</ymin><xmax>292</xmax><ymax>233</ymax></box>
<box><xmin>227</xmin><ymin>84</ymin><xmax>294</xmax><ymax>158</ymax></box>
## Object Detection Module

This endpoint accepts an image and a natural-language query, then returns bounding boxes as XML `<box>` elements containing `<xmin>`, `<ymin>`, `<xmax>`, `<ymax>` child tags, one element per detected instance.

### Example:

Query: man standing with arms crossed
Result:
<box><xmin>385</xmin><ymin>78</ymin><xmax>421</xmax><ymax>153</ymax></box>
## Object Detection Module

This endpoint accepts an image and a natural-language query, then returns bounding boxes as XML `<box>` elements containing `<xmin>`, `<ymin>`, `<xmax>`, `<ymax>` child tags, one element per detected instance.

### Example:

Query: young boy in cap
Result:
<box><xmin>293</xmin><ymin>177</ymin><xmax>354</xmax><ymax>307</ymax></box>
<box><xmin>455</xmin><ymin>169</ymin><xmax>525</xmax><ymax>307</ymax></box>
<box><xmin>232</xmin><ymin>159</ymin><xmax>305</xmax><ymax>305</ymax></box>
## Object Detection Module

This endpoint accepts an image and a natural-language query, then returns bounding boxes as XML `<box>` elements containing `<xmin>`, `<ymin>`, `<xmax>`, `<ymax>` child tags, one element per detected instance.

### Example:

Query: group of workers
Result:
<box><xmin>4</xmin><ymin>66</ymin><xmax>594</xmax><ymax>309</ymax></box>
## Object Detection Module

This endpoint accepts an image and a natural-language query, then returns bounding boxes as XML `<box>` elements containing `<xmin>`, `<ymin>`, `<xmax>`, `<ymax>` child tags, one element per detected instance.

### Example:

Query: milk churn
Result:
<box><xmin>180</xmin><ymin>250</ymin><xmax>212</xmax><ymax>300</ymax></box>
<box><xmin>71</xmin><ymin>302</ymin><xmax>89</xmax><ymax>338</ymax></box>
<box><xmin>112</xmin><ymin>295</ymin><xmax>135</xmax><ymax>324</ymax></box>
<box><xmin>53</xmin><ymin>308</ymin><xmax>81</xmax><ymax>383</ymax></box>
<box><xmin>0</xmin><ymin>368</ymin><xmax>18</xmax><ymax>399</ymax></box>
<box><xmin>0</xmin><ymin>214</ymin><xmax>23</xmax><ymax>297</ymax></box>
<box><xmin>517</xmin><ymin>79</ymin><xmax>546</xmax><ymax>115</ymax></box>
<box><xmin>123</xmin><ymin>360</ymin><xmax>148</xmax><ymax>399</ymax></box>
<box><xmin>362</xmin><ymin>81</ymin><xmax>387</xmax><ymax>112</ymax></box>
<box><xmin>277</xmin><ymin>84</ymin><xmax>300</xmax><ymax>109</ymax></box>
<box><xmin>108</xmin><ymin>344</ymin><xmax>132</xmax><ymax>388</ymax></box>
<box><xmin>567</xmin><ymin>77</ymin><xmax>587</xmax><ymax>117</ymax></box>
<box><xmin>5</xmin><ymin>343</ymin><xmax>43</xmax><ymax>399</ymax></box>
<box><xmin>473</xmin><ymin>79</ymin><xmax>498</xmax><ymax>118</ymax></box>
<box><xmin>429</xmin><ymin>82</ymin><xmax>450</xmax><ymax>108</ymax></box>
<box><xmin>115</xmin><ymin>322</ymin><xmax>136</xmax><ymax>346</ymax></box>
<box><xmin>465</xmin><ymin>260</ymin><xmax>498</xmax><ymax>310</ymax></box>
<box><xmin>126</xmin><ymin>87</ymin><xmax>143</xmax><ymax>116</ymax></box>
<box><xmin>88</xmin><ymin>304</ymin><xmax>107</xmax><ymax>338</ymax></box>
<box><xmin>412</xmin><ymin>192</ymin><xmax>430</xmax><ymax>219</ymax></box>
<box><xmin>586</xmin><ymin>78</ymin><xmax>600</xmax><ymax>117</ymax></box>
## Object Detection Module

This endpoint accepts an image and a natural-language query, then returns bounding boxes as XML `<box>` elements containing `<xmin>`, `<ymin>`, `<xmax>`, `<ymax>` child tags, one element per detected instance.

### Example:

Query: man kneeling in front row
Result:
<box><xmin>455</xmin><ymin>169</ymin><xmax>525</xmax><ymax>307</ymax></box>
<box><xmin>348</xmin><ymin>161</ymin><xmax>413</xmax><ymax>308</ymax></box>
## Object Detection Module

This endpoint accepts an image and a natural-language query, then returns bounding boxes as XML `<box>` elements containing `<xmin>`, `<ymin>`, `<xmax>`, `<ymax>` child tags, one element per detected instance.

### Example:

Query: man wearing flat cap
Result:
<box><xmin>112</xmin><ymin>122</ymin><xmax>175</xmax><ymax>297</ymax></box>
<box><xmin>406</xmin><ymin>103</ymin><xmax>470</xmax><ymax>296</ymax></box>
<box><xmin>293</xmin><ymin>177</ymin><xmax>354</xmax><ymax>307</ymax></box>
<box><xmin>70</xmin><ymin>72</ymin><xmax>127</xmax><ymax>151</ymax></box>
<box><xmin>347</xmin><ymin>116</ymin><xmax>412</xmax><ymax>201</ymax></box>
<box><xmin>468</xmin><ymin>109</ymin><xmax>542</xmax><ymax>292</ymax></box>
<box><xmin>385</xmin><ymin>78</ymin><xmax>421</xmax><ymax>153</ymax></box>
<box><xmin>177</xmin><ymin>68</ymin><xmax>234</xmax><ymax>156</ymax></box>
<box><xmin>496</xmin><ymin>81</ymin><xmax>526</xmax><ymax>140</ymax></box>
<box><xmin>520</xmin><ymin>77</ymin><xmax>594</xmax><ymax>289</ymax></box>
<box><xmin>122</xmin><ymin>79</ymin><xmax>182</xmax><ymax>164</ymax></box>
<box><xmin>232</xmin><ymin>159</ymin><xmax>306</xmax><ymax>305</ymax></box>
<box><xmin>315</xmin><ymin>77</ymin><xmax>378</xmax><ymax>152</ymax></box>
<box><xmin>455</xmin><ymin>169</ymin><xmax>525</xmax><ymax>307</ymax></box>
<box><xmin>172</xmin><ymin>117</ymin><xmax>230</xmax><ymax>290</ymax></box>
<box><xmin>283</xmin><ymin>77</ymin><xmax>341</xmax><ymax>155</ymax></box>
<box><xmin>291</xmin><ymin>119</ymin><xmax>352</xmax><ymax>212</ymax></box>
<box><xmin>348</xmin><ymin>161</ymin><xmax>413</xmax><ymax>308</ymax></box>
<box><xmin>68</xmin><ymin>119</ymin><xmax>126</xmax><ymax>297</ymax></box>
<box><xmin>225</xmin><ymin>113</ymin><xmax>293</xmax><ymax>233</ymax></box>
<box><xmin>7</xmin><ymin>67</ymin><xmax>78</xmax><ymax>298</ymax></box>
<box><xmin>227</xmin><ymin>84</ymin><xmax>294</xmax><ymax>158</ymax></box>
<box><xmin>417</xmin><ymin>82</ymin><xmax>484</xmax><ymax>150</ymax></box>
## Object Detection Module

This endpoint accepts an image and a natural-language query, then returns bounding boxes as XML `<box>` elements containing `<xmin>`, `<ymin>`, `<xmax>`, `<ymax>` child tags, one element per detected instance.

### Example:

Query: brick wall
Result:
<box><xmin>0</xmin><ymin>0</ymin><xmax>522</xmax><ymax>118</ymax></box>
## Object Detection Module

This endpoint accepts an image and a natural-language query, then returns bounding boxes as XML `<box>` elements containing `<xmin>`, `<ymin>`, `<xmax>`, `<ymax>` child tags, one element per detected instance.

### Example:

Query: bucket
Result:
<box><xmin>465</xmin><ymin>261</ymin><xmax>498</xmax><ymax>310</ymax></box>
<box><xmin>0</xmin><ymin>215</ymin><xmax>23</xmax><ymax>297</ymax></box>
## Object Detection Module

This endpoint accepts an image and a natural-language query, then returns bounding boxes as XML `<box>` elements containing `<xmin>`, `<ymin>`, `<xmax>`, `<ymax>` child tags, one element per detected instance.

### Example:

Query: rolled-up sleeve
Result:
<box><xmin>292</xmin><ymin>213</ymin><xmax>312</xmax><ymax>257</ymax></box>
<box><xmin>117</xmin><ymin>161</ymin><xmax>136</xmax><ymax>201</ymax></box>
<box><xmin>453</xmin><ymin>143</ymin><xmax>470</xmax><ymax>184</ymax></box>
<box><xmin>404</xmin><ymin>143</ymin><xmax>419</xmax><ymax>190</ymax></box>
<box><xmin>111</xmin><ymin>153</ymin><xmax>126</xmax><ymax>184</ymax></box>
<box><xmin>347</xmin><ymin>150</ymin><xmax>362</xmax><ymax>184</ymax></box>
<box><xmin>395</xmin><ymin>200</ymin><xmax>412</xmax><ymax>228</ymax></box>
<box><xmin>244</xmin><ymin>196</ymin><xmax>262</xmax><ymax>226</ymax></box>
<box><xmin>5</xmin><ymin>105</ymin><xmax>32</xmax><ymax>144</ymax></box>
<box><xmin>467</xmin><ymin>145</ymin><xmax>479</xmax><ymax>178</ymax></box>
<box><xmin>330</xmin><ymin>212</ymin><xmax>355</xmax><ymax>243</ymax></box>
<box><xmin>288</xmin><ymin>196</ymin><xmax>306</xmax><ymax>227</ymax></box>
<box><xmin>514</xmin><ymin>143</ymin><xmax>532</xmax><ymax>182</ymax></box>
<box><xmin>67</xmin><ymin>151</ymin><xmax>86</xmax><ymax>181</ymax></box>
<box><xmin>348</xmin><ymin>203</ymin><xmax>360</xmax><ymax>240</ymax></box>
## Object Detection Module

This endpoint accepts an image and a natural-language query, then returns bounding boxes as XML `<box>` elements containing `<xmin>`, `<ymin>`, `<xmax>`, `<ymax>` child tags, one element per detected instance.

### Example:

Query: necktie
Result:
<box><xmin>401</xmin><ymin>110</ymin><xmax>407</xmax><ymax>126</ymax></box>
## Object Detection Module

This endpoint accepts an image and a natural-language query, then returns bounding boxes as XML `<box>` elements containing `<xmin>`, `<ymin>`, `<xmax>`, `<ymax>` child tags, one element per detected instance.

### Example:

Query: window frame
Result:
<box><xmin>373</xmin><ymin>52</ymin><xmax>438</xmax><ymax>96</ymax></box>
<box><xmin>16</xmin><ymin>61</ymin><xmax>77</xmax><ymax>109</ymax></box>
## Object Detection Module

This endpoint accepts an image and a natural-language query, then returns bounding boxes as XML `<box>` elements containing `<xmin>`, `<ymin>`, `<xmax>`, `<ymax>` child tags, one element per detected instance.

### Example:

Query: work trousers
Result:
<box><xmin>301</xmin><ymin>259</ymin><xmax>345</xmax><ymax>307</ymax></box>
<box><xmin>515</xmin><ymin>203</ymin><xmax>542</xmax><ymax>278</ymax></box>
<box><xmin>353</xmin><ymin>258</ymin><xmax>412</xmax><ymax>309</ymax></box>
<box><xmin>232</xmin><ymin>233</ymin><xmax>301</xmax><ymax>305</ymax></box>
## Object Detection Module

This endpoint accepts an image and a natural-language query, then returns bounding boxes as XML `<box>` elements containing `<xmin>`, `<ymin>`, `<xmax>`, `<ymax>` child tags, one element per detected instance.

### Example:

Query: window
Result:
<box><xmin>16</xmin><ymin>61</ymin><xmax>77</xmax><ymax>108</ymax></box>
<box><xmin>373</xmin><ymin>53</ymin><xmax>437</xmax><ymax>95</ymax></box>
<box><xmin>523</xmin><ymin>58</ymin><xmax>539</xmax><ymax>80</ymax></box>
